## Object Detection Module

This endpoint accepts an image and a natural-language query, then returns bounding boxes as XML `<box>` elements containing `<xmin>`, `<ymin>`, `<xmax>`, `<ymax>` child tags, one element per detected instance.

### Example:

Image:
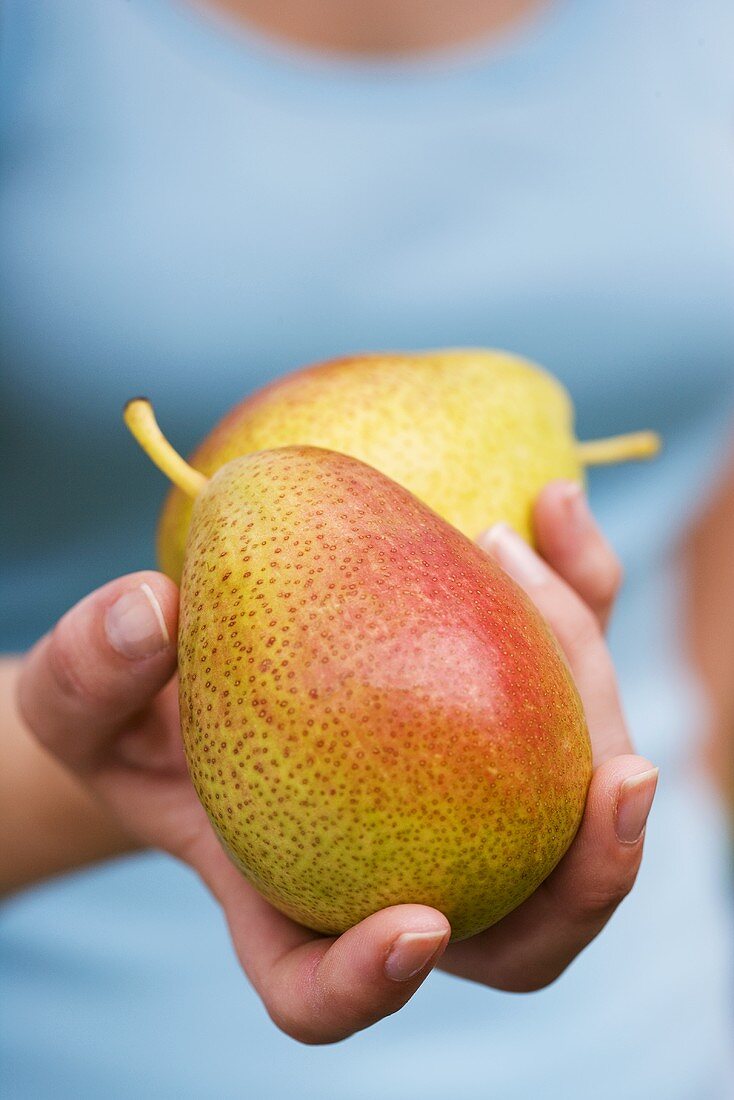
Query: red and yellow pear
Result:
<box><xmin>125</xmin><ymin>399</ymin><xmax>592</xmax><ymax>941</ymax></box>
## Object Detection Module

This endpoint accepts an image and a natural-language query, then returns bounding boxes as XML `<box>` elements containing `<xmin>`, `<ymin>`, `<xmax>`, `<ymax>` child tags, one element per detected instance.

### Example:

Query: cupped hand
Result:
<box><xmin>18</xmin><ymin>480</ymin><xmax>656</xmax><ymax>1042</ymax></box>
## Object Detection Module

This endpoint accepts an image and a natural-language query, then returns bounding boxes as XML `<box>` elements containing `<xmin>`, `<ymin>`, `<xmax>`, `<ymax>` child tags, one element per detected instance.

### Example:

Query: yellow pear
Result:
<box><xmin>158</xmin><ymin>349</ymin><xmax>659</xmax><ymax>582</ymax></box>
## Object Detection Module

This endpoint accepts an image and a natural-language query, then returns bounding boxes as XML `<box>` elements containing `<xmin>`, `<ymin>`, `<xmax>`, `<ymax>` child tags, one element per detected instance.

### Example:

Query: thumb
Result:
<box><xmin>18</xmin><ymin>572</ymin><xmax>179</xmax><ymax>772</ymax></box>
<box><xmin>248</xmin><ymin>904</ymin><xmax>451</xmax><ymax>1044</ymax></box>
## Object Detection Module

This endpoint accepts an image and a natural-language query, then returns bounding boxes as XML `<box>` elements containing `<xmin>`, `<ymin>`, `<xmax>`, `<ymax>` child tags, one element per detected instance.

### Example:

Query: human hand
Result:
<box><xmin>17</xmin><ymin>480</ymin><xmax>655</xmax><ymax>1042</ymax></box>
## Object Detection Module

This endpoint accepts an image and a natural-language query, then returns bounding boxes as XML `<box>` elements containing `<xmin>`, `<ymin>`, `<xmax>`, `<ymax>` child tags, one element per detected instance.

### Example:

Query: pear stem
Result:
<box><xmin>124</xmin><ymin>398</ymin><xmax>208</xmax><ymax>499</ymax></box>
<box><xmin>576</xmin><ymin>430</ymin><xmax>661</xmax><ymax>467</ymax></box>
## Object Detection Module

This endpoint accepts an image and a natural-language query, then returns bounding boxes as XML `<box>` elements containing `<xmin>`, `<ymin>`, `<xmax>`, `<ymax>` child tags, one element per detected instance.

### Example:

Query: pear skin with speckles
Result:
<box><xmin>159</xmin><ymin>349</ymin><xmax>582</xmax><ymax>583</ymax></box>
<box><xmin>178</xmin><ymin>445</ymin><xmax>592</xmax><ymax>941</ymax></box>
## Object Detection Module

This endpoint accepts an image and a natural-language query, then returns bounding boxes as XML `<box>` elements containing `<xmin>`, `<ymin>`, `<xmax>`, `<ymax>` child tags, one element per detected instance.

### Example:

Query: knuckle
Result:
<box><xmin>594</xmin><ymin>555</ymin><xmax>623</xmax><ymax>608</ymax></box>
<box><xmin>46</xmin><ymin>621</ymin><xmax>111</xmax><ymax>711</ymax></box>
<box><xmin>564</xmin><ymin>600</ymin><xmax>602</xmax><ymax>657</ymax></box>
<box><xmin>575</xmin><ymin>864</ymin><xmax>639</xmax><ymax>924</ymax></box>
<box><xmin>263</xmin><ymin>976</ymin><xmax>334</xmax><ymax>1046</ymax></box>
<box><xmin>268</xmin><ymin>1008</ymin><xmax>306</xmax><ymax>1043</ymax></box>
<box><xmin>498</xmin><ymin>971</ymin><xmax>562</xmax><ymax>994</ymax></box>
<box><xmin>265</xmin><ymin>1003</ymin><xmax>338</xmax><ymax>1046</ymax></box>
<box><xmin>16</xmin><ymin>662</ymin><xmax>43</xmax><ymax>745</ymax></box>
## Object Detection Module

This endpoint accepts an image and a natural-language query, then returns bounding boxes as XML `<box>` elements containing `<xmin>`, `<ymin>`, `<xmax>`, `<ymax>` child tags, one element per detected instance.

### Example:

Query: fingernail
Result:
<box><xmin>385</xmin><ymin>929</ymin><xmax>448</xmax><ymax>982</ymax></box>
<box><xmin>558</xmin><ymin>482</ymin><xmax>593</xmax><ymax>529</ymax></box>
<box><xmin>105</xmin><ymin>583</ymin><xmax>170</xmax><ymax>660</ymax></box>
<box><xmin>479</xmin><ymin>523</ymin><xmax>548</xmax><ymax>586</ymax></box>
<box><xmin>615</xmin><ymin>767</ymin><xmax>659</xmax><ymax>844</ymax></box>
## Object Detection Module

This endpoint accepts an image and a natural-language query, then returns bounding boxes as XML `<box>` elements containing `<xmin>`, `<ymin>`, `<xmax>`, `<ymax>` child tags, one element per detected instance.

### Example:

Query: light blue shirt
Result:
<box><xmin>2</xmin><ymin>2</ymin><xmax>734</xmax><ymax>1097</ymax></box>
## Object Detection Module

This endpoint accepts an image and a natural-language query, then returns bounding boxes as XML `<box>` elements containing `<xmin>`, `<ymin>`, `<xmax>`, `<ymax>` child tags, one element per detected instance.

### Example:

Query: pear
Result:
<box><xmin>157</xmin><ymin>349</ymin><xmax>660</xmax><ymax>583</ymax></box>
<box><xmin>125</xmin><ymin>399</ymin><xmax>592</xmax><ymax>941</ymax></box>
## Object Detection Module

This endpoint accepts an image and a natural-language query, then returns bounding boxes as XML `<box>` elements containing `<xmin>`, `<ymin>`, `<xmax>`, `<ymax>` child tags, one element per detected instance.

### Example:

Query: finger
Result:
<box><xmin>18</xmin><ymin>572</ymin><xmax>178</xmax><ymax>771</ymax></box>
<box><xmin>478</xmin><ymin>523</ymin><xmax>630</xmax><ymax>764</ymax></box>
<box><xmin>533</xmin><ymin>480</ymin><xmax>623</xmax><ymax>628</ymax></box>
<box><xmin>199</xmin><ymin>842</ymin><xmax>450</xmax><ymax>1045</ymax></box>
<box><xmin>442</xmin><ymin>755</ymin><xmax>658</xmax><ymax>991</ymax></box>
<box><xmin>260</xmin><ymin>905</ymin><xmax>450</xmax><ymax>1044</ymax></box>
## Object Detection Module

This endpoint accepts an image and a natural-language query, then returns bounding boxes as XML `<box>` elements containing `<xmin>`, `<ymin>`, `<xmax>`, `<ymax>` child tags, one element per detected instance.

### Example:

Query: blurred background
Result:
<box><xmin>2</xmin><ymin>2</ymin><xmax>733</xmax><ymax>1097</ymax></box>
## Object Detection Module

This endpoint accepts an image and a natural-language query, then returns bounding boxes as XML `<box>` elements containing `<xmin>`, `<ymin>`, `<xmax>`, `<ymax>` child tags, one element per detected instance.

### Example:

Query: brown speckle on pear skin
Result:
<box><xmin>178</xmin><ymin>447</ymin><xmax>591</xmax><ymax>942</ymax></box>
